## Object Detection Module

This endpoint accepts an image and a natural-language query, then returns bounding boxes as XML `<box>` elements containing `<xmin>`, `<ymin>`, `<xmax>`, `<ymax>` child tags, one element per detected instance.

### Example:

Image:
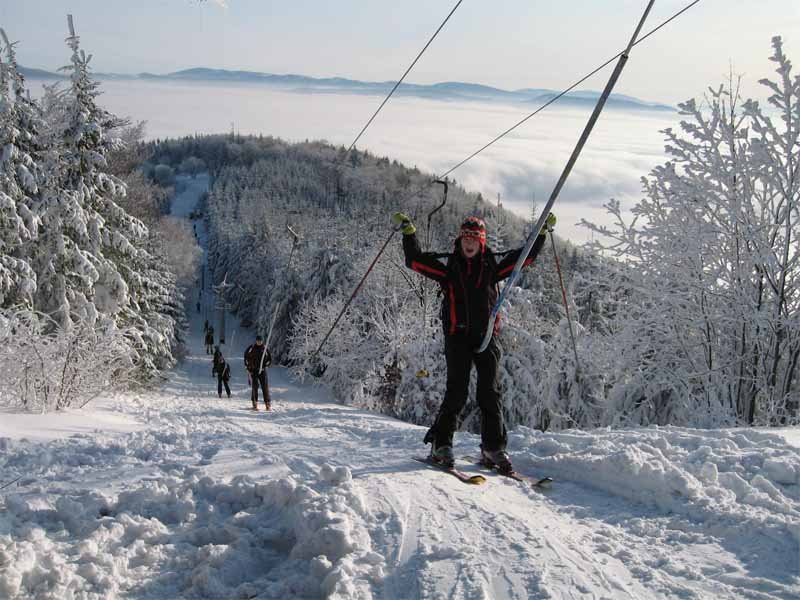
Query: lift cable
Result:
<box><xmin>395</xmin><ymin>0</ymin><xmax>703</xmax><ymax>211</ymax></box>
<box><xmin>436</xmin><ymin>0</ymin><xmax>702</xmax><ymax>182</ymax></box>
<box><xmin>343</xmin><ymin>0</ymin><xmax>465</xmax><ymax>159</ymax></box>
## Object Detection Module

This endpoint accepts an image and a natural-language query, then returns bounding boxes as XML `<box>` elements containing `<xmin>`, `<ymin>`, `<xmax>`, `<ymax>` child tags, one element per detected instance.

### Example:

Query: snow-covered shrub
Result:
<box><xmin>0</xmin><ymin>309</ymin><xmax>134</xmax><ymax>411</ymax></box>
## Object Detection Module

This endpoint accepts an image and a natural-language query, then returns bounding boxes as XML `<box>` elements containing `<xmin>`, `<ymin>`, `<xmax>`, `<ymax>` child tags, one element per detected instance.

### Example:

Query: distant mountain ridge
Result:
<box><xmin>21</xmin><ymin>65</ymin><xmax>674</xmax><ymax>112</ymax></box>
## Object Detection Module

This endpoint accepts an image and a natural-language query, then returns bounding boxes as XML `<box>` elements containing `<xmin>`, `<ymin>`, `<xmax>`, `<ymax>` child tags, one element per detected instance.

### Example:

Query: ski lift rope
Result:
<box><xmin>437</xmin><ymin>0</ymin><xmax>703</xmax><ymax>182</ymax></box>
<box><xmin>341</xmin><ymin>0</ymin><xmax>465</xmax><ymax>162</ymax></box>
<box><xmin>391</xmin><ymin>0</ymin><xmax>703</xmax><ymax>210</ymax></box>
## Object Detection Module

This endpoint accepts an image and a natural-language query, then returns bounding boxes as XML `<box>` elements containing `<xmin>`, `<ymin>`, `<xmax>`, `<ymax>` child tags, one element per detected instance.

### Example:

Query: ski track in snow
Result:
<box><xmin>1</xmin><ymin>175</ymin><xmax>798</xmax><ymax>599</ymax></box>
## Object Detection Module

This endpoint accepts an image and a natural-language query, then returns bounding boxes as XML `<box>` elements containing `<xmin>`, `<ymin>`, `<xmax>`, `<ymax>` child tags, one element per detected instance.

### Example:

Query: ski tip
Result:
<box><xmin>412</xmin><ymin>457</ymin><xmax>487</xmax><ymax>485</ymax></box>
<box><xmin>467</xmin><ymin>475</ymin><xmax>487</xmax><ymax>485</ymax></box>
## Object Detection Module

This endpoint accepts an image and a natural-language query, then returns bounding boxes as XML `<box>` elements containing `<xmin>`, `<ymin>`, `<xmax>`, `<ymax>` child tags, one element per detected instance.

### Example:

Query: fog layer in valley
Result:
<box><xmin>31</xmin><ymin>77</ymin><xmax>677</xmax><ymax>243</ymax></box>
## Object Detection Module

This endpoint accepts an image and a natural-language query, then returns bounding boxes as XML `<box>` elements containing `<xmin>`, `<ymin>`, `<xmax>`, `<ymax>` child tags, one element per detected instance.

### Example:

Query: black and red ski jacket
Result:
<box><xmin>401</xmin><ymin>231</ymin><xmax>546</xmax><ymax>344</ymax></box>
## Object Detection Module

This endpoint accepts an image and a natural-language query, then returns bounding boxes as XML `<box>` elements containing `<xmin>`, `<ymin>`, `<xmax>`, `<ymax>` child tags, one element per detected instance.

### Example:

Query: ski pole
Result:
<box><xmin>313</xmin><ymin>225</ymin><xmax>401</xmax><ymax>358</ymax></box>
<box><xmin>549</xmin><ymin>227</ymin><xmax>581</xmax><ymax>376</ymax></box>
<box><xmin>475</xmin><ymin>0</ymin><xmax>655</xmax><ymax>354</ymax></box>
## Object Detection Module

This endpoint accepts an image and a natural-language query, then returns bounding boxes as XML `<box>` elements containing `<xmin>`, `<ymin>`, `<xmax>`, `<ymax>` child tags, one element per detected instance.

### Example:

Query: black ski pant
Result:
<box><xmin>217</xmin><ymin>375</ymin><xmax>230</xmax><ymax>398</ymax></box>
<box><xmin>425</xmin><ymin>337</ymin><xmax>506</xmax><ymax>451</ymax></box>
<box><xmin>249</xmin><ymin>370</ymin><xmax>270</xmax><ymax>408</ymax></box>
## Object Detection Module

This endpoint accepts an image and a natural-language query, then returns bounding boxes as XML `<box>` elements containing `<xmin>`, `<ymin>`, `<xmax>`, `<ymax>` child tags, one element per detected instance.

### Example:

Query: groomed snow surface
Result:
<box><xmin>1</xmin><ymin>176</ymin><xmax>798</xmax><ymax>599</ymax></box>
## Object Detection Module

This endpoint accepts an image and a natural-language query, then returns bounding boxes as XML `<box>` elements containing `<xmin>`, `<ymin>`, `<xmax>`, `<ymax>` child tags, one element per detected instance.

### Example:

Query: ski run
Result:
<box><xmin>1</xmin><ymin>177</ymin><xmax>798</xmax><ymax>600</ymax></box>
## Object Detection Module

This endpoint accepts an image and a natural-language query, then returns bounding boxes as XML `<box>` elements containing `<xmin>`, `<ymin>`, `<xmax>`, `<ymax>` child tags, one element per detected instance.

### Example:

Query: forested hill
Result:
<box><xmin>148</xmin><ymin>134</ymin><xmax>599</xmax><ymax>431</ymax></box>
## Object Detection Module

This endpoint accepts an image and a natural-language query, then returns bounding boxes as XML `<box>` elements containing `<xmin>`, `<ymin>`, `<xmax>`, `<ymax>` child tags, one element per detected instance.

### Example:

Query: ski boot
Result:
<box><xmin>429</xmin><ymin>442</ymin><xmax>455</xmax><ymax>468</ymax></box>
<box><xmin>481</xmin><ymin>447</ymin><xmax>514</xmax><ymax>475</ymax></box>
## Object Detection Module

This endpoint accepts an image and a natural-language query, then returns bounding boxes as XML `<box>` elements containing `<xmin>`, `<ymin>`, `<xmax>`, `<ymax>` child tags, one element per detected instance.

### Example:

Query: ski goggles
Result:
<box><xmin>460</xmin><ymin>217</ymin><xmax>486</xmax><ymax>242</ymax></box>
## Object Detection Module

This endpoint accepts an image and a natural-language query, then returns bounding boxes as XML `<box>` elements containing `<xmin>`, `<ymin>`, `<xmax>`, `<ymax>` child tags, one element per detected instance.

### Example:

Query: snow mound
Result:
<box><xmin>514</xmin><ymin>426</ymin><xmax>800</xmax><ymax>589</ymax></box>
<box><xmin>0</xmin><ymin>465</ymin><xmax>384</xmax><ymax>599</ymax></box>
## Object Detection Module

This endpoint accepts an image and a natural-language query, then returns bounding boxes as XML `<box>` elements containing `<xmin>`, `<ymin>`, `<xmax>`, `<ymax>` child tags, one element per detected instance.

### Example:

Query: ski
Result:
<box><xmin>472</xmin><ymin>458</ymin><xmax>553</xmax><ymax>489</ymax></box>
<box><xmin>412</xmin><ymin>456</ymin><xmax>487</xmax><ymax>485</ymax></box>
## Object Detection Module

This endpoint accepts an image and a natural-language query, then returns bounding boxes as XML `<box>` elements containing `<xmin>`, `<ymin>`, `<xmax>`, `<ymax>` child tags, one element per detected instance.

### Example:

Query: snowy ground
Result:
<box><xmin>1</xmin><ymin>176</ymin><xmax>798</xmax><ymax>600</ymax></box>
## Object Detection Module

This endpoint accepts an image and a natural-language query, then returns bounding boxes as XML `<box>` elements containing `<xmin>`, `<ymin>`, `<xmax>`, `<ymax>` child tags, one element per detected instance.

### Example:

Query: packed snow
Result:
<box><xmin>1</xmin><ymin>178</ymin><xmax>798</xmax><ymax>600</ymax></box>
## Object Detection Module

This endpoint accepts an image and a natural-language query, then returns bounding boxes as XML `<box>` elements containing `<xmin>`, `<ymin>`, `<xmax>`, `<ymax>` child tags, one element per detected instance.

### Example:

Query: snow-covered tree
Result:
<box><xmin>49</xmin><ymin>17</ymin><xmax>181</xmax><ymax>371</ymax></box>
<box><xmin>582</xmin><ymin>37</ymin><xmax>800</xmax><ymax>426</ymax></box>
<box><xmin>0</xmin><ymin>30</ymin><xmax>41</xmax><ymax>309</ymax></box>
<box><xmin>0</xmin><ymin>308</ymin><xmax>134</xmax><ymax>411</ymax></box>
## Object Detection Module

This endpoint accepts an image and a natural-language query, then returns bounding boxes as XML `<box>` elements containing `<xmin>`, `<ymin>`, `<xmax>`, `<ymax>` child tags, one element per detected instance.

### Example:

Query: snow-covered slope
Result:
<box><xmin>1</xmin><ymin>177</ymin><xmax>797</xmax><ymax>600</ymax></box>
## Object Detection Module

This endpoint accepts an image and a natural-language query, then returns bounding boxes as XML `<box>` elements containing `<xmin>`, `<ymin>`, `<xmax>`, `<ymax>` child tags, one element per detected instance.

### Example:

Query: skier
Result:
<box><xmin>212</xmin><ymin>349</ymin><xmax>231</xmax><ymax>398</ymax></box>
<box><xmin>392</xmin><ymin>211</ymin><xmax>556</xmax><ymax>473</ymax></box>
<box><xmin>204</xmin><ymin>326</ymin><xmax>214</xmax><ymax>355</ymax></box>
<box><xmin>244</xmin><ymin>334</ymin><xmax>272</xmax><ymax>411</ymax></box>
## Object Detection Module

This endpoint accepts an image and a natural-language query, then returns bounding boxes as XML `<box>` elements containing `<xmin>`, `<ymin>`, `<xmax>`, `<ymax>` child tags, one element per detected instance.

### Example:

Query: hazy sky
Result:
<box><xmin>2</xmin><ymin>0</ymin><xmax>797</xmax><ymax>104</ymax></box>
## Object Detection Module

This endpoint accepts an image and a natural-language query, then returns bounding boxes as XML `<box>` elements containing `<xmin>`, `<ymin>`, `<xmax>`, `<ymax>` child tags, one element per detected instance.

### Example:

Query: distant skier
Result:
<box><xmin>212</xmin><ymin>348</ymin><xmax>231</xmax><ymax>398</ymax></box>
<box><xmin>244</xmin><ymin>335</ymin><xmax>272</xmax><ymax>411</ymax></box>
<box><xmin>204</xmin><ymin>326</ymin><xmax>214</xmax><ymax>354</ymax></box>
<box><xmin>392</xmin><ymin>211</ymin><xmax>556</xmax><ymax>473</ymax></box>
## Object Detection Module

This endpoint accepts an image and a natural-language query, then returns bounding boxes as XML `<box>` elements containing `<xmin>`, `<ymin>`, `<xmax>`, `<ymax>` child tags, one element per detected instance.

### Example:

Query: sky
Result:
<box><xmin>2</xmin><ymin>0</ymin><xmax>798</xmax><ymax>105</ymax></box>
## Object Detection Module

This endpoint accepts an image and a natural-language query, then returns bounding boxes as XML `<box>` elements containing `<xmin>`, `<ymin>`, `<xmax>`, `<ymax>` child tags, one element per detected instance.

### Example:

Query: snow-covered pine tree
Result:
<box><xmin>33</xmin><ymin>16</ymin><xmax>180</xmax><ymax>373</ymax></box>
<box><xmin>0</xmin><ymin>31</ymin><xmax>40</xmax><ymax>308</ymax></box>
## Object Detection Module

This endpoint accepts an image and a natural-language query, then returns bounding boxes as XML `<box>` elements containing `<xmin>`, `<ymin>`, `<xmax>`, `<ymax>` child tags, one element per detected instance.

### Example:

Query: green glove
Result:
<box><xmin>545</xmin><ymin>212</ymin><xmax>557</xmax><ymax>230</ymax></box>
<box><xmin>391</xmin><ymin>212</ymin><xmax>416</xmax><ymax>235</ymax></box>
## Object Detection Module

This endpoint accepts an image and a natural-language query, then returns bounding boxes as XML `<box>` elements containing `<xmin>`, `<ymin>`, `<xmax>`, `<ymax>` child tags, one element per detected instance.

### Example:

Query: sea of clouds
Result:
<box><xmin>30</xmin><ymin>77</ymin><xmax>679</xmax><ymax>243</ymax></box>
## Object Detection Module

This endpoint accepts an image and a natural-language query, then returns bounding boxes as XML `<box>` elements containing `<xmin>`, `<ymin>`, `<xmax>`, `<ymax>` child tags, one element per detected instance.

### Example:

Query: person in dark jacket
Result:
<box><xmin>204</xmin><ymin>326</ymin><xmax>214</xmax><ymax>354</ymax></box>
<box><xmin>212</xmin><ymin>348</ymin><xmax>231</xmax><ymax>398</ymax></box>
<box><xmin>393</xmin><ymin>211</ymin><xmax>556</xmax><ymax>473</ymax></box>
<box><xmin>244</xmin><ymin>335</ymin><xmax>272</xmax><ymax>410</ymax></box>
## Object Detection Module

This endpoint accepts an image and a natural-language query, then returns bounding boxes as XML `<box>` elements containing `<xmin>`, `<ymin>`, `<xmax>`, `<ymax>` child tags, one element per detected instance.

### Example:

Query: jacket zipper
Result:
<box><xmin>459</xmin><ymin>268</ymin><xmax>470</xmax><ymax>335</ymax></box>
